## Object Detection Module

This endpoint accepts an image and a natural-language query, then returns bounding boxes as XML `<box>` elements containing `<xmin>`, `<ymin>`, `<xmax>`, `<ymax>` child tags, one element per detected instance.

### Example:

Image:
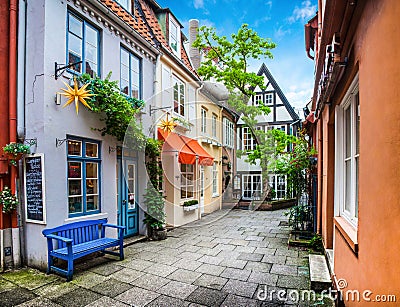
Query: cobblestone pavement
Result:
<box><xmin>0</xmin><ymin>209</ymin><xmax>330</xmax><ymax>306</ymax></box>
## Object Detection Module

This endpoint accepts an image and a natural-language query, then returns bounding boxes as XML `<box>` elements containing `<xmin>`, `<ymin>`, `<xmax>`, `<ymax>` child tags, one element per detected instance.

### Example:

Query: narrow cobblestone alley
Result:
<box><xmin>0</xmin><ymin>209</ymin><xmax>330</xmax><ymax>306</ymax></box>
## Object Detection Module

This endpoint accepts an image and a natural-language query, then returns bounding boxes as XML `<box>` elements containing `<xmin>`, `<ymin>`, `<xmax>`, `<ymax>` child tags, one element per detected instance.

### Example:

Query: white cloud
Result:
<box><xmin>274</xmin><ymin>25</ymin><xmax>291</xmax><ymax>39</ymax></box>
<box><xmin>288</xmin><ymin>1</ymin><xmax>317</xmax><ymax>23</ymax></box>
<box><xmin>193</xmin><ymin>0</ymin><xmax>204</xmax><ymax>9</ymax></box>
<box><xmin>266</xmin><ymin>1</ymin><xmax>273</xmax><ymax>9</ymax></box>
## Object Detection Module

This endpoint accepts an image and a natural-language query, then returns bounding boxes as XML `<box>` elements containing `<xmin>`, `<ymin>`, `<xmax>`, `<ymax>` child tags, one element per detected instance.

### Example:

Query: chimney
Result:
<box><xmin>189</xmin><ymin>19</ymin><xmax>200</xmax><ymax>71</ymax></box>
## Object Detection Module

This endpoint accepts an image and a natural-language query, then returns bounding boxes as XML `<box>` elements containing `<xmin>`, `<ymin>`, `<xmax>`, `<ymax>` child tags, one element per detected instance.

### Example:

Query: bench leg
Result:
<box><xmin>67</xmin><ymin>258</ymin><xmax>74</xmax><ymax>281</ymax></box>
<box><xmin>47</xmin><ymin>255</ymin><xmax>53</xmax><ymax>274</ymax></box>
<box><xmin>119</xmin><ymin>239</ymin><xmax>124</xmax><ymax>260</ymax></box>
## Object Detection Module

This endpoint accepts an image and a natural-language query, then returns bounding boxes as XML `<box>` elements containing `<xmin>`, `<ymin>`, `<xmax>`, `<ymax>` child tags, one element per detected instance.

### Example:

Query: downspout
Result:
<box><xmin>196</xmin><ymin>83</ymin><xmax>204</xmax><ymax>220</ymax></box>
<box><xmin>218</xmin><ymin>105</ymin><xmax>223</xmax><ymax>210</ymax></box>
<box><xmin>15</xmin><ymin>0</ymin><xmax>27</xmax><ymax>268</ymax></box>
<box><xmin>17</xmin><ymin>0</ymin><xmax>26</xmax><ymax>139</ymax></box>
<box><xmin>9</xmin><ymin>0</ymin><xmax>20</xmax><ymax>266</ymax></box>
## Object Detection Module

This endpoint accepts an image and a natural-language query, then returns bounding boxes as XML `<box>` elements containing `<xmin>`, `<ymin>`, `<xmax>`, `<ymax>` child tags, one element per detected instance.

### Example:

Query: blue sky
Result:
<box><xmin>157</xmin><ymin>0</ymin><xmax>317</xmax><ymax>114</ymax></box>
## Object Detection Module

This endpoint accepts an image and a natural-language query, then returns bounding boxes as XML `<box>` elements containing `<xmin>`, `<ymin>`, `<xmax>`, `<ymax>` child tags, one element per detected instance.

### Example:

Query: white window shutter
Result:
<box><xmin>161</xmin><ymin>65</ymin><xmax>171</xmax><ymax>108</ymax></box>
<box><xmin>187</xmin><ymin>85</ymin><xmax>196</xmax><ymax>121</ymax></box>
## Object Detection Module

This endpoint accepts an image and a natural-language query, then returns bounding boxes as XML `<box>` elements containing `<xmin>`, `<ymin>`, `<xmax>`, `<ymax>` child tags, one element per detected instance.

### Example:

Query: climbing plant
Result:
<box><xmin>268</xmin><ymin>128</ymin><xmax>317</xmax><ymax>199</ymax></box>
<box><xmin>143</xmin><ymin>138</ymin><xmax>165</xmax><ymax>230</ymax></box>
<box><xmin>78</xmin><ymin>73</ymin><xmax>146</xmax><ymax>150</ymax></box>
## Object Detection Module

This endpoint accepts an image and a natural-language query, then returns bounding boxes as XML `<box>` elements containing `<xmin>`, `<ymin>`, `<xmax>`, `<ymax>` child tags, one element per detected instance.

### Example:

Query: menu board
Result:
<box><xmin>24</xmin><ymin>154</ymin><xmax>46</xmax><ymax>223</ymax></box>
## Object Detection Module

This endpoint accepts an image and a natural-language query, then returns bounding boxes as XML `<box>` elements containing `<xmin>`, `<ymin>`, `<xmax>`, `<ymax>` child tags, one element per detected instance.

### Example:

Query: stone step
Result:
<box><xmin>309</xmin><ymin>254</ymin><xmax>332</xmax><ymax>291</ymax></box>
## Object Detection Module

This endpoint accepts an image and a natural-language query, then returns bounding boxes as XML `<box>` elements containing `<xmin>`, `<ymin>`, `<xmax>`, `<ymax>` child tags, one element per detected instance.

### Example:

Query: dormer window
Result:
<box><xmin>116</xmin><ymin>0</ymin><xmax>132</xmax><ymax>12</ymax></box>
<box><xmin>169</xmin><ymin>18</ymin><xmax>180</xmax><ymax>55</ymax></box>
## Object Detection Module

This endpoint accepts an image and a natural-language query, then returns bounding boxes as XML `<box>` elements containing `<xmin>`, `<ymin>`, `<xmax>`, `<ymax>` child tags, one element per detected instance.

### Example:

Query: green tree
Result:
<box><xmin>193</xmin><ymin>24</ymin><xmax>276</xmax><ymax>96</ymax></box>
<box><xmin>193</xmin><ymin>24</ymin><xmax>276</xmax><ymax>199</ymax></box>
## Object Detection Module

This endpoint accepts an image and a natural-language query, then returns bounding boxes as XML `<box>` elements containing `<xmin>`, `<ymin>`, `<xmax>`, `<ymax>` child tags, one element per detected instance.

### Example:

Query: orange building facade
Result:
<box><xmin>305</xmin><ymin>0</ymin><xmax>400</xmax><ymax>305</ymax></box>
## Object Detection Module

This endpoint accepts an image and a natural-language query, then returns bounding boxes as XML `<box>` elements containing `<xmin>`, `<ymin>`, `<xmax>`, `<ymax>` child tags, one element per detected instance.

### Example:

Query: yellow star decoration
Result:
<box><xmin>158</xmin><ymin>114</ymin><xmax>177</xmax><ymax>133</ymax></box>
<box><xmin>59</xmin><ymin>78</ymin><xmax>95</xmax><ymax>114</ymax></box>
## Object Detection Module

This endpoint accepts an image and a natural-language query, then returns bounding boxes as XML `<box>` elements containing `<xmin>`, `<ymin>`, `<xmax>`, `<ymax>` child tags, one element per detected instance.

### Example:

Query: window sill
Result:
<box><xmin>334</xmin><ymin>216</ymin><xmax>358</xmax><ymax>254</ymax></box>
<box><xmin>212</xmin><ymin>193</ymin><xmax>219</xmax><ymax>198</ymax></box>
<box><xmin>65</xmin><ymin>212</ymin><xmax>108</xmax><ymax>223</ymax></box>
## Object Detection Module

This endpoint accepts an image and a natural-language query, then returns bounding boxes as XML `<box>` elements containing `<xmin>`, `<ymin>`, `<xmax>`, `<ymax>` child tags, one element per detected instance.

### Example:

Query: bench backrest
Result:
<box><xmin>42</xmin><ymin>219</ymin><xmax>108</xmax><ymax>248</ymax></box>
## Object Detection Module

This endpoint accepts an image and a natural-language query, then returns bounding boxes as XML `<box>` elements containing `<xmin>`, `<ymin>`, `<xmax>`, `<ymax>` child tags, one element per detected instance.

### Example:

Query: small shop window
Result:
<box><xmin>180</xmin><ymin>164</ymin><xmax>194</xmax><ymax>199</ymax></box>
<box><xmin>67</xmin><ymin>137</ymin><xmax>101</xmax><ymax>216</ymax></box>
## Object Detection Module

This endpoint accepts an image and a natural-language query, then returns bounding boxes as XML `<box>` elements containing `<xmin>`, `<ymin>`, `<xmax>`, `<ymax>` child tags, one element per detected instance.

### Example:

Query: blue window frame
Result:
<box><xmin>67</xmin><ymin>11</ymin><xmax>100</xmax><ymax>77</ymax></box>
<box><xmin>120</xmin><ymin>47</ymin><xmax>142</xmax><ymax>99</ymax></box>
<box><xmin>67</xmin><ymin>137</ymin><xmax>101</xmax><ymax>217</ymax></box>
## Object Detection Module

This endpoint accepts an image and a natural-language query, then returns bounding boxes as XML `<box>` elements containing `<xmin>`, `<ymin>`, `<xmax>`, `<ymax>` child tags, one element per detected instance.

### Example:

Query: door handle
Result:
<box><xmin>122</xmin><ymin>200</ymin><xmax>127</xmax><ymax>204</ymax></box>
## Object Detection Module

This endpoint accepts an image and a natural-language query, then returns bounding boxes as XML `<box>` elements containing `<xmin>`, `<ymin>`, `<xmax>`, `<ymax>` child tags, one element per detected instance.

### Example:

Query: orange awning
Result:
<box><xmin>158</xmin><ymin>129</ymin><xmax>214</xmax><ymax>166</ymax></box>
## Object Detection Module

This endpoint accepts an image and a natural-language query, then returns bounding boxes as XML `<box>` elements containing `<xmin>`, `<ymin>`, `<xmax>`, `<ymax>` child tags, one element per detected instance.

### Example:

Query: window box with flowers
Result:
<box><xmin>3</xmin><ymin>143</ymin><xmax>30</xmax><ymax>166</ymax></box>
<box><xmin>182</xmin><ymin>199</ymin><xmax>199</xmax><ymax>212</ymax></box>
<box><xmin>0</xmin><ymin>186</ymin><xmax>18</xmax><ymax>214</ymax></box>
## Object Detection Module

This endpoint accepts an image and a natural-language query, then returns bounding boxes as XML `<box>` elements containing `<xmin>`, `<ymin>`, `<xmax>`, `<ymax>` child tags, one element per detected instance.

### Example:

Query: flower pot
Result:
<box><xmin>5</xmin><ymin>152</ymin><xmax>24</xmax><ymax>161</ymax></box>
<box><xmin>151</xmin><ymin>228</ymin><xmax>167</xmax><ymax>240</ymax></box>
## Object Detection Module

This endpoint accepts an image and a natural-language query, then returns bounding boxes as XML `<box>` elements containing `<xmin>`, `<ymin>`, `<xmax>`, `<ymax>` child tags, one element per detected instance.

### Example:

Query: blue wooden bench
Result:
<box><xmin>42</xmin><ymin>219</ymin><xmax>125</xmax><ymax>281</ymax></box>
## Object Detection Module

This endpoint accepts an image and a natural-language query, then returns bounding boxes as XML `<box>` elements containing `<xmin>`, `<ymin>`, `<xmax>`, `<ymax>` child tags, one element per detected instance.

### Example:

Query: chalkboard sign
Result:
<box><xmin>24</xmin><ymin>154</ymin><xmax>46</xmax><ymax>224</ymax></box>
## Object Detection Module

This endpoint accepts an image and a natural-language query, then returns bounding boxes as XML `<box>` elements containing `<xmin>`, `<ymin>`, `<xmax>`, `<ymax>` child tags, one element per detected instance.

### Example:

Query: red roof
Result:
<box><xmin>100</xmin><ymin>0</ymin><xmax>198</xmax><ymax>78</ymax></box>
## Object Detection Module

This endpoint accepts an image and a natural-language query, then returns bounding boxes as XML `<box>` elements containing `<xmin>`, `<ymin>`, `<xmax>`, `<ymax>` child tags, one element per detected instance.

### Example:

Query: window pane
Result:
<box><xmin>68</xmin><ymin>33</ymin><xmax>82</xmax><ymax>55</ymax></box>
<box><xmin>68</xmin><ymin>140</ymin><xmax>82</xmax><ymax>156</ymax></box>
<box><xmin>86</xmin><ymin>42</ymin><xmax>97</xmax><ymax>62</ymax></box>
<box><xmin>131</xmin><ymin>86</ymin><xmax>139</xmax><ymax>99</ymax></box>
<box><xmin>355</xmin><ymin>157</ymin><xmax>359</xmax><ymax>218</ymax></box>
<box><xmin>174</xmin><ymin>83</ymin><xmax>179</xmax><ymax>113</ymax></box>
<box><xmin>86</xmin><ymin>143</ymin><xmax>98</xmax><ymax>158</ymax></box>
<box><xmin>131</xmin><ymin>56</ymin><xmax>140</xmax><ymax>73</ymax></box>
<box><xmin>121</xmin><ymin>49</ymin><xmax>129</xmax><ymax>66</ymax></box>
<box><xmin>86</xmin><ymin>162</ymin><xmax>98</xmax><ymax>178</ymax></box>
<box><xmin>345</xmin><ymin>106</ymin><xmax>351</xmax><ymax>158</ymax></box>
<box><xmin>68</xmin><ymin>162</ymin><xmax>82</xmax><ymax>178</ymax></box>
<box><xmin>85</xmin><ymin>25</ymin><xmax>98</xmax><ymax>45</ymax></box>
<box><xmin>69</xmin><ymin>14</ymin><xmax>82</xmax><ymax>37</ymax></box>
<box><xmin>86</xmin><ymin>179</ymin><xmax>98</xmax><ymax>195</ymax></box>
<box><xmin>345</xmin><ymin>160</ymin><xmax>351</xmax><ymax>212</ymax></box>
<box><xmin>356</xmin><ymin>93</ymin><xmax>360</xmax><ymax>155</ymax></box>
<box><xmin>69</xmin><ymin>180</ymin><xmax>82</xmax><ymax>196</ymax></box>
<box><xmin>121</xmin><ymin>64</ymin><xmax>129</xmax><ymax>80</ymax></box>
<box><xmin>86</xmin><ymin>195</ymin><xmax>98</xmax><ymax>211</ymax></box>
<box><xmin>121</xmin><ymin>79</ymin><xmax>129</xmax><ymax>95</ymax></box>
<box><xmin>69</xmin><ymin>197</ymin><xmax>82</xmax><ymax>213</ymax></box>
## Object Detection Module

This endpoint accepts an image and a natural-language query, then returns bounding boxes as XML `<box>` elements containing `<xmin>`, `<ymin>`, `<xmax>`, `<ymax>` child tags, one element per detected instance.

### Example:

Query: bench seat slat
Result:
<box><xmin>51</xmin><ymin>238</ymin><xmax>118</xmax><ymax>258</ymax></box>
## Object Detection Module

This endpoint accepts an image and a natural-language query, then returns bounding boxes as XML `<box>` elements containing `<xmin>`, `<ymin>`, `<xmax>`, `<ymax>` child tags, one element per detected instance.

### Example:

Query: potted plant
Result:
<box><xmin>182</xmin><ymin>199</ymin><xmax>199</xmax><ymax>212</ymax></box>
<box><xmin>143</xmin><ymin>184</ymin><xmax>167</xmax><ymax>240</ymax></box>
<box><xmin>3</xmin><ymin>142</ymin><xmax>30</xmax><ymax>166</ymax></box>
<box><xmin>0</xmin><ymin>186</ymin><xmax>18</xmax><ymax>214</ymax></box>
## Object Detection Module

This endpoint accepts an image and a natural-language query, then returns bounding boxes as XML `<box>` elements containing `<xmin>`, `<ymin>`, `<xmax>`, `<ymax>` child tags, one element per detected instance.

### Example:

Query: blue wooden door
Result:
<box><xmin>117</xmin><ymin>157</ymin><xmax>139</xmax><ymax>237</ymax></box>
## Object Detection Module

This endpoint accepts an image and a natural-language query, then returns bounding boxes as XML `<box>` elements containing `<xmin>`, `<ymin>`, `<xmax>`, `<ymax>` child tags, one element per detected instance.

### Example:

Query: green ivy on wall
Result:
<box><xmin>79</xmin><ymin>73</ymin><xmax>146</xmax><ymax>150</ymax></box>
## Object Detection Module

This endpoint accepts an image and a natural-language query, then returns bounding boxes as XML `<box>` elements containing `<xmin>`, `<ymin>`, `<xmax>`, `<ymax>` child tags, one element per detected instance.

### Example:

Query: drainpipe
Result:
<box><xmin>15</xmin><ymin>0</ymin><xmax>27</xmax><ymax>268</ymax></box>
<box><xmin>9</xmin><ymin>0</ymin><xmax>20</xmax><ymax>267</ymax></box>
<box><xmin>196</xmin><ymin>83</ymin><xmax>204</xmax><ymax>220</ymax></box>
<box><xmin>17</xmin><ymin>0</ymin><xmax>26</xmax><ymax>139</ymax></box>
<box><xmin>218</xmin><ymin>104</ymin><xmax>223</xmax><ymax>210</ymax></box>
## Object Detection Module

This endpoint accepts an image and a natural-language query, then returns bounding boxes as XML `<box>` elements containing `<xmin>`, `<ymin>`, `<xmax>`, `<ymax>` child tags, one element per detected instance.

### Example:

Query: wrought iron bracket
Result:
<box><xmin>149</xmin><ymin>105</ymin><xmax>171</xmax><ymax>115</ymax></box>
<box><xmin>56</xmin><ymin>138</ymin><xmax>67</xmax><ymax>147</ymax></box>
<box><xmin>55</xmin><ymin>61</ymin><xmax>83</xmax><ymax>79</ymax></box>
